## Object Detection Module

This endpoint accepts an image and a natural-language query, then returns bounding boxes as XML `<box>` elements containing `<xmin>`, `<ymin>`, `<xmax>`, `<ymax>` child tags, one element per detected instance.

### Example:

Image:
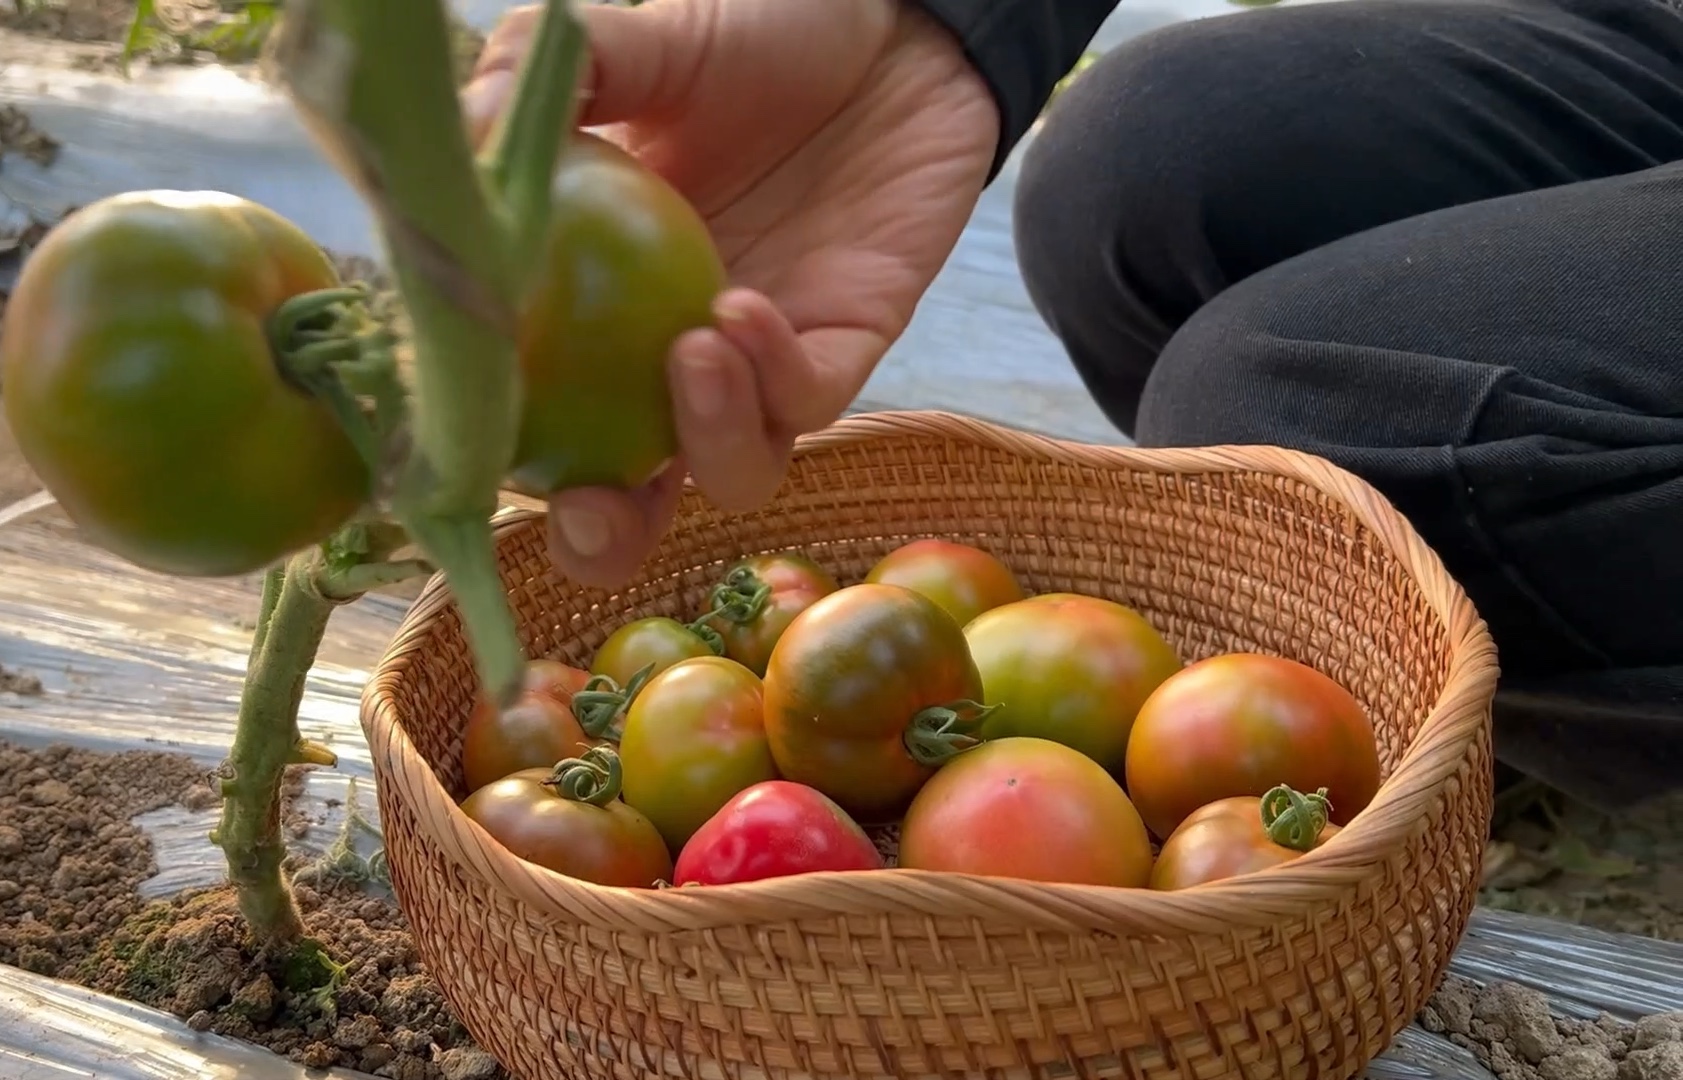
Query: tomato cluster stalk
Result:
<box><xmin>207</xmin><ymin>0</ymin><xmax>594</xmax><ymax>954</ymax></box>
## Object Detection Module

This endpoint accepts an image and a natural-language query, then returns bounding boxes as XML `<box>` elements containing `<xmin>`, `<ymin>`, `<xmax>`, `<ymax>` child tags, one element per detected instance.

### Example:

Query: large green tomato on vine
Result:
<box><xmin>0</xmin><ymin>191</ymin><xmax>373</xmax><ymax>577</ymax></box>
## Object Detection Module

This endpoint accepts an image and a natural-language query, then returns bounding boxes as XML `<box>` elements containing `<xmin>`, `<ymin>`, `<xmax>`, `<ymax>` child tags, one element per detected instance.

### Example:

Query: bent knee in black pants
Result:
<box><xmin>1013</xmin><ymin>0</ymin><xmax>1683</xmax><ymax>809</ymax></box>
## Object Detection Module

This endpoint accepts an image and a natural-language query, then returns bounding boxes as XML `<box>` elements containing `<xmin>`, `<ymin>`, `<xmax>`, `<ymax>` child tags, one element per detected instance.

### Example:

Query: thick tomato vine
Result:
<box><xmin>761</xmin><ymin>583</ymin><xmax>990</xmax><ymax>823</ymax></box>
<box><xmin>0</xmin><ymin>190</ymin><xmax>373</xmax><ymax>576</ymax></box>
<box><xmin>701</xmin><ymin>551</ymin><xmax>839</xmax><ymax>676</ymax></box>
<box><xmin>508</xmin><ymin>133</ymin><xmax>727</xmax><ymax>495</ymax></box>
<box><xmin>459</xmin><ymin>746</ymin><xmax>673</xmax><ymax>888</ymax></box>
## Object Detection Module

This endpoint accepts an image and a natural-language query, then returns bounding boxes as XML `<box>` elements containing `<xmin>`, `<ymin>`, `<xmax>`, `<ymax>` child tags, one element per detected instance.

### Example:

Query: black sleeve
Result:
<box><xmin>912</xmin><ymin>0</ymin><xmax>1120</xmax><ymax>180</ymax></box>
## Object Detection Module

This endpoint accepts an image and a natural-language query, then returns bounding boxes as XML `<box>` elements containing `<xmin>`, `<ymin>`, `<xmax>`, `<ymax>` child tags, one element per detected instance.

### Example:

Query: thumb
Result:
<box><xmin>576</xmin><ymin>1</ymin><xmax>705</xmax><ymax>126</ymax></box>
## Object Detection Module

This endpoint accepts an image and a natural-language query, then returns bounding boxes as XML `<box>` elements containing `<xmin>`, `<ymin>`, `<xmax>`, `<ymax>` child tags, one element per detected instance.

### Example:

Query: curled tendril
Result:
<box><xmin>570</xmin><ymin>663</ymin><xmax>654</xmax><ymax>739</ymax></box>
<box><xmin>543</xmin><ymin>745</ymin><xmax>623</xmax><ymax>806</ymax></box>
<box><xmin>684</xmin><ymin>616</ymin><xmax>727</xmax><ymax>655</ymax></box>
<box><xmin>707</xmin><ymin>566</ymin><xmax>773</xmax><ymax>627</ymax></box>
<box><xmin>1259</xmin><ymin>784</ymin><xmax>1333</xmax><ymax>852</ymax></box>
<box><xmin>903</xmin><ymin>700</ymin><xmax>998</xmax><ymax>766</ymax></box>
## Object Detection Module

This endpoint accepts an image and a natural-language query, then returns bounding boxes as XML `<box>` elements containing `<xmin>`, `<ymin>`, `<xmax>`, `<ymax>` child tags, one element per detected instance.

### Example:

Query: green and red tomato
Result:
<box><xmin>460</xmin><ymin>659</ymin><xmax>597</xmax><ymax>794</ymax></box>
<box><xmin>459</xmin><ymin>747</ymin><xmax>673</xmax><ymax>888</ymax></box>
<box><xmin>897</xmin><ymin>737</ymin><xmax>1154</xmax><ymax>887</ymax></box>
<box><xmin>863</xmin><ymin>538</ymin><xmax>1024</xmax><ymax>628</ymax></box>
<box><xmin>702</xmin><ymin>550</ymin><xmax>839</xmax><ymax>676</ymax></box>
<box><xmin>1125</xmin><ymin>652</ymin><xmax>1383</xmax><ymax>840</ymax></box>
<box><xmin>963</xmin><ymin>593</ymin><xmax>1182</xmax><ymax>775</ymax></box>
<box><xmin>617</xmin><ymin>656</ymin><xmax>779</xmax><ymax>853</ymax></box>
<box><xmin>0</xmin><ymin>190</ymin><xmax>371</xmax><ymax>577</ymax></box>
<box><xmin>1149</xmin><ymin>787</ymin><xmax>1342</xmax><ymax>890</ymax></box>
<box><xmin>508</xmin><ymin>133</ymin><xmax>727</xmax><ymax>495</ymax></box>
<box><xmin>672</xmin><ymin>780</ymin><xmax>883</xmax><ymax>886</ymax></box>
<box><xmin>591</xmin><ymin>616</ymin><xmax>717</xmax><ymax>690</ymax></box>
<box><xmin>762</xmin><ymin>583</ymin><xmax>988</xmax><ymax>823</ymax></box>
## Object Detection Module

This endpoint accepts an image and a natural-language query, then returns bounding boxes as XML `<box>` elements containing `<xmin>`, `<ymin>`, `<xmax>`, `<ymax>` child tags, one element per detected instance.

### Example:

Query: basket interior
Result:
<box><xmin>389</xmin><ymin>432</ymin><xmax>1454</xmax><ymax>805</ymax></box>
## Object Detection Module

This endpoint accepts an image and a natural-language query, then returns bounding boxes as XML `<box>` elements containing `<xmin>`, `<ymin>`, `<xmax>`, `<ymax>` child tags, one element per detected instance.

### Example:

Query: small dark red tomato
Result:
<box><xmin>460</xmin><ymin>660</ymin><xmax>595</xmax><ymax>794</ymax></box>
<box><xmin>1149</xmin><ymin>789</ymin><xmax>1343</xmax><ymax>890</ymax></box>
<box><xmin>1125</xmin><ymin>652</ymin><xmax>1384</xmax><ymax>841</ymax></box>
<box><xmin>965</xmin><ymin>593</ymin><xmax>1182</xmax><ymax>775</ymax></box>
<box><xmin>898</xmin><ymin>737</ymin><xmax>1154</xmax><ymax>887</ymax></box>
<box><xmin>672</xmin><ymin>780</ymin><xmax>883</xmax><ymax>886</ymax></box>
<box><xmin>459</xmin><ymin>748</ymin><xmax>674</xmax><ymax>888</ymax></box>
<box><xmin>701</xmin><ymin>551</ymin><xmax>839</xmax><ymax>676</ymax></box>
<box><xmin>863</xmin><ymin>539</ymin><xmax>1025</xmax><ymax>629</ymax></box>
<box><xmin>590</xmin><ymin>616</ymin><xmax>716</xmax><ymax>689</ymax></box>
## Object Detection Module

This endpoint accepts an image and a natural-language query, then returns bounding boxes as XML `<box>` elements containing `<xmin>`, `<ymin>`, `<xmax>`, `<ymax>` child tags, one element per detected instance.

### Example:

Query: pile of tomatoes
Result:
<box><xmin>457</xmin><ymin>539</ymin><xmax>1385</xmax><ymax>892</ymax></box>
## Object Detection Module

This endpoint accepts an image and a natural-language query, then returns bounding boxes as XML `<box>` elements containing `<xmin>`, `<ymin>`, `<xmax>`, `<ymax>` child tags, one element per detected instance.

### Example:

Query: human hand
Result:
<box><xmin>463</xmin><ymin>0</ymin><xmax>998</xmax><ymax>588</ymax></box>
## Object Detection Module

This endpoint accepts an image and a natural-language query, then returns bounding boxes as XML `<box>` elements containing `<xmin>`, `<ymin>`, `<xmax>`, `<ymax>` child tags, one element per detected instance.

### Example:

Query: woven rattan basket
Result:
<box><xmin>362</xmin><ymin>410</ymin><xmax>1499</xmax><ymax>1080</ymax></box>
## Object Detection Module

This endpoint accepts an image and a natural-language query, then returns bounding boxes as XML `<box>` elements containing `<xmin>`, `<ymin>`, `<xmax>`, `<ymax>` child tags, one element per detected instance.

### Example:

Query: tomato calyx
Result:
<box><xmin>540</xmin><ymin>745</ymin><xmax>626</xmax><ymax>807</ymax></box>
<box><xmin>569</xmin><ymin>664</ymin><xmax>654</xmax><ymax>739</ymax></box>
<box><xmin>903</xmin><ymin>700</ymin><xmax>998</xmax><ymax>767</ymax></box>
<box><xmin>707</xmin><ymin>566</ymin><xmax>775</xmax><ymax>627</ymax></box>
<box><xmin>681</xmin><ymin>615</ymin><xmax>728</xmax><ymax>656</ymax></box>
<box><xmin>267</xmin><ymin>285</ymin><xmax>403</xmax><ymax>482</ymax></box>
<box><xmin>1260</xmin><ymin>784</ymin><xmax>1334</xmax><ymax>852</ymax></box>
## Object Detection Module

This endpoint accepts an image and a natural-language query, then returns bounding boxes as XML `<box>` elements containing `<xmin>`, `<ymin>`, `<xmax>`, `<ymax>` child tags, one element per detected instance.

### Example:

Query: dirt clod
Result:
<box><xmin>0</xmin><ymin>663</ymin><xmax>45</xmax><ymax>696</ymax></box>
<box><xmin>1424</xmin><ymin>976</ymin><xmax>1683</xmax><ymax>1080</ymax></box>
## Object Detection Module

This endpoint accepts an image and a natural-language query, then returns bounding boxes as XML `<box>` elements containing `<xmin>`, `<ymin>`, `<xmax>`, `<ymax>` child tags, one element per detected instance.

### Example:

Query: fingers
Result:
<box><xmin>545</xmin><ymin>460</ymin><xmax>687</xmax><ymax>590</ymax></box>
<box><xmin>461</xmin><ymin>2</ymin><xmax>699</xmax><ymax>146</ymax></box>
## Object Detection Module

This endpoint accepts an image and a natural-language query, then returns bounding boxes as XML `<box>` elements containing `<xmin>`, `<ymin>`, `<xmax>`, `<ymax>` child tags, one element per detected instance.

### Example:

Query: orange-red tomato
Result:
<box><xmin>701</xmin><ymin>551</ymin><xmax>839</xmax><ymax>676</ymax></box>
<box><xmin>762</xmin><ymin>583</ymin><xmax>987</xmax><ymax>824</ymax></box>
<box><xmin>617</xmin><ymin>656</ymin><xmax>779</xmax><ymax>853</ymax></box>
<box><xmin>964</xmin><ymin>593</ymin><xmax>1182</xmax><ymax>774</ymax></box>
<box><xmin>459</xmin><ymin>749</ymin><xmax>673</xmax><ymax>888</ymax></box>
<box><xmin>1124</xmin><ymin>653</ymin><xmax>1383</xmax><ymax>841</ymax></box>
<box><xmin>863</xmin><ymin>538</ymin><xmax>1024</xmax><ymax>628</ymax></box>
<box><xmin>1149</xmin><ymin>789</ymin><xmax>1343</xmax><ymax>890</ymax></box>
<box><xmin>898</xmin><ymin>737</ymin><xmax>1154</xmax><ymax>887</ymax></box>
<box><xmin>460</xmin><ymin>660</ymin><xmax>597</xmax><ymax>794</ymax></box>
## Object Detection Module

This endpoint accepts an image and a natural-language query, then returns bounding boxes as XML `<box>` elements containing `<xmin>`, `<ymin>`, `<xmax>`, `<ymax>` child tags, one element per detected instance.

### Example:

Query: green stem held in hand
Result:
<box><xmin>272</xmin><ymin>0</ymin><xmax>591</xmax><ymax>707</ymax></box>
<box><xmin>903</xmin><ymin>701</ymin><xmax>998</xmax><ymax>767</ymax></box>
<box><xmin>1260</xmin><ymin>785</ymin><xmax>1333</xmax><ymax>852</ymax></box>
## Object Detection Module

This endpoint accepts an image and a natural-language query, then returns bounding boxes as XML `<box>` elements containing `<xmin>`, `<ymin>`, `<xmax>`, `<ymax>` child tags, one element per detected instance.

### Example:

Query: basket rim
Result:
<box><xmin>361</xmin><ymin>409</ymin><xmax>1498</xmax><ymax>936</ymax></box>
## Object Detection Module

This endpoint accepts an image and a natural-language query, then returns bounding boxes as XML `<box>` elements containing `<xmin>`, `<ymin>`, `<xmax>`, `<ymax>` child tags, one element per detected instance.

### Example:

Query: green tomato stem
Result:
<box><xmin>1259</xmin><ymin>784</ymin><xmax>1333</xmax><ymax>852</ymax></box>
<box><xmin>402</xmin><ymin>512</ymin><xmax>527</xmax><ymax>707</ymax></box>
<box><xmin>214</xmin><ymin>551</ymin><xmax>337</xmax><ymax>950</ymax></box>
<box><xmin>902</xmin><ymin>700</ymin><xmax>996</xmax><ymax>767</ymax></box>
<box><xmin>544</xmin><ymin>745</ymin><xmax>624</xmax><ymax>807</ymax></box>
<box><xmin>684</xmin><ymin>617</ymin><xmax>728</xmax><ymax>656</ymax></box>
<box><xmin>571</xmin><ymin>662</ymin><xmax>655</xmax><ymax>739</ymax></box>
<box><xmin>708</xmin><ymin>567</ymin><xmax>774</xmax><ymax>627</ymax></box>
<box><xmin>482</xmin><ymin>0</ymin><xmax>589</xmax><ymax>284</ymax></box>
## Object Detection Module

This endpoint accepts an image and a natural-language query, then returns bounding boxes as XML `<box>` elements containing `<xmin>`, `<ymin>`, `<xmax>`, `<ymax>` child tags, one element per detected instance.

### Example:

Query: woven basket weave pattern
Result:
<box><xmin>363</xmin><ymin>411</ymin><xmax>1498</xmax><ymax>1080</ymax></box>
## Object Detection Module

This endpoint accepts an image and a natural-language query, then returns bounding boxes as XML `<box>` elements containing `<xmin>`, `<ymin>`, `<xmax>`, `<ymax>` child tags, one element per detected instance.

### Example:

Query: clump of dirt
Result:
<box><xmin>0</xmin><ymin>739</ymin><xmax>212</xmax><ymax>973</ymax></box>
<box><xmin>81</xmin><ymin>881</ymin><xmax>511</xmax><ymax>1080</ymax></box>
<box><xmin>0</xmin><ymin>662</ymin><xmax>44</xmax><ymax>695</ymax></box>
<box><xmin>1422</xmin><ymin>974</ymin><xmax>1683</xmax><ymax>1080</ymax></box>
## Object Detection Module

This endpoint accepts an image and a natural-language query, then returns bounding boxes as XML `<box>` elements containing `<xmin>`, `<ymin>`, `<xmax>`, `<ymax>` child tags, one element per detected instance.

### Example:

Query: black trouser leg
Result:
<box><xmin>1013</xmin><ymin>0</ymin><xmax>1683</xmax><ymax>808</ymax></box>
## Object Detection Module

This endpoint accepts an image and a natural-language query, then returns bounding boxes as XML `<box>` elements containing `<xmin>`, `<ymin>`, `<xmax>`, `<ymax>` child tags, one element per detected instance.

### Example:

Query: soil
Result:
<box><xmin>1421</xmin><ymin>975</ymin><xmax>1683</xmax><ymax>1080</ymax></box>
<box><xmin>1</xmin><ymin>738</ymin><xmax>512</xmax><ymax>1079</ymax></box>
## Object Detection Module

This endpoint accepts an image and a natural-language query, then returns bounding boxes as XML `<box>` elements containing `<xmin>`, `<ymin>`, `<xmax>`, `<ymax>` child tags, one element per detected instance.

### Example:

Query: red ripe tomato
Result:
<box><xmin>1125</xmin><ymin>653</ymin><xmax>1383</xmax><ymax>841</ymax></box>
<box><xmin>672</xmin><ymin>780</ymin><xmax>883</xmax><ymax>886</ymax></box>
<box><xmin>1149</xmin><ymin>787</ymin><xmax>1343</xmax><ymax>890</ymax></box>
<box><xmin>863</xmin><ymin>539</ymin><xmax>1024</xmax><ymax>629</ymax></box>
<box><xmin>617</xmin><ymin>656</ymin><xmax>779</xmax><ymax>853</ymax></box>
<box><xmin>701</xmin><ymin>551</ymin><xmax>839</xmax><ymax>676</ymax></box>
<box><xmin>590</xmin><ymin>616</ymin><xmax>718</xmax><ymax>690</ymax></box>
<box><xmin>458</xmin><ymin>748</ymin><xmax>674</xmax><ymax>888</ymax></box>
<box><xmin>460</xmin><ymin>660</ymin><xmax>598</xmax><ymax>794</ymax></box>
<box><xmin>898</xmin><ymin>737</ymin><xmax>1154</xmax><ymax>887</ymax></box>
<box><xmin>964</xmin><ymin>594</ymin><xmax>1182</xmax><ymax>775</ymax></box>
<box><xmin>762</xmin><ymin>583</ymin><xmax>989</xmax><ymax>824</ymax></box>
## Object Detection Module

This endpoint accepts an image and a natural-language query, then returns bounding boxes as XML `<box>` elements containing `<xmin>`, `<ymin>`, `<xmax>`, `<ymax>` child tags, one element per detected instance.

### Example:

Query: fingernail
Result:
<box><xmin>553</xmin><ymin>507</ymin><xmax>611</xmax><ymax>558</ymax></box>
<box><xmin>712</xmin><ymin>292</ymin><xmax>751</xmax><ymax>324</ymax></box>
<box><xmin>461</xmin><ymin>70</ymin><xmax>511</xmax><ymax>136</ymax></box>
<box><xmin>677</xmin><ymin>352</ymin><xmax>730</xmax><ymax>420</ymax></box>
